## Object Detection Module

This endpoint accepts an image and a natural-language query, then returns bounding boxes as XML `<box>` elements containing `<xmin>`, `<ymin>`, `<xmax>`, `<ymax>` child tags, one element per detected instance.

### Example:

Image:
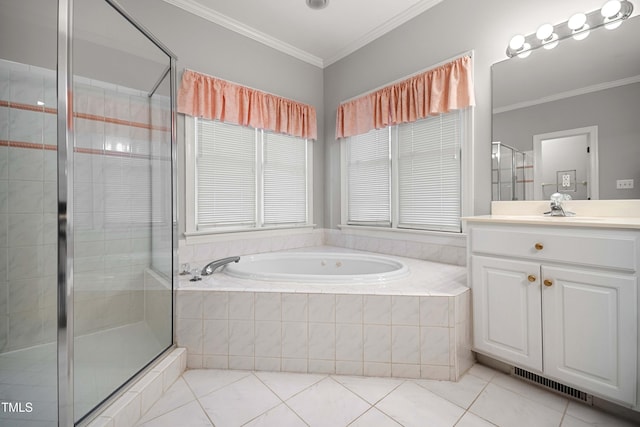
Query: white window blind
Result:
<box><xmin>196</xmin><ymin>119</ymin><xmax>256</xmax><ymax>229</ymax></box>
<box><xmin>397</xmin><ymin>112</ymin><xmax>462</xmax><ymax>232</ymax></box>
<box><xmin>263</xmin><ymin>131</ymin><xmax>307</xmax><ymax>226</ymax></box>
<box><xmin>346</xmin><ymin>127</ymin><xmax>391</xmax><ymax>225</ymax></box>
<box><xmin>194</xmin><ymin>118</ymin><xmax>310</xmax><ymax>231</ymax></box>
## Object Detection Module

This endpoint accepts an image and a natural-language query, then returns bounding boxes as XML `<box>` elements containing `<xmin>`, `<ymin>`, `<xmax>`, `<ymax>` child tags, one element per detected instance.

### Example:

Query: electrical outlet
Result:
<box><xmin>616</xmin><ymin>179</ymin><xmax>634</xmax><ymax>189</ymax></box>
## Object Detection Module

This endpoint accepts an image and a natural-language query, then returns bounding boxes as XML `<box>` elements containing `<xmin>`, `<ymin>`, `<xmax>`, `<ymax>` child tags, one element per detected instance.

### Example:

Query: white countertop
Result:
<box><xmin>463</xmin><ymin>200</ymin><xmax>640</xmax><ymax>229</ymax></box>
<box><xmin>463</xmin><ymin>214</ymin><xmax>640</xmax><ymax>229</ymax></box>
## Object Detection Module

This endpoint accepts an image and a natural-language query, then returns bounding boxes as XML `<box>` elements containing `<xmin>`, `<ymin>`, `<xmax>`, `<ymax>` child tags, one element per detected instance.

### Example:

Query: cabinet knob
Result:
<box><xmin>543</xmin><ymin>279</ymin><xmax>553</xmax><ymax>287</ymax></box>
<box><xmin>527</xmin><ymin>274</ymin><xmax>537</xmax><ymax>283</ymax></box>
<box><xmin>534</xmin><ymin>243</ymin><xmax>544</xmax><ymax>251</ymax></box>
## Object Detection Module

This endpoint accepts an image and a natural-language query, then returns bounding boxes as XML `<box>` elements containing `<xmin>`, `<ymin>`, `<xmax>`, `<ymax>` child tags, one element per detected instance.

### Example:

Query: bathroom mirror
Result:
<box><xmin>491</xmin><ymin>13</ymin><xmax>640</xmax><ymax>200</ymax></box>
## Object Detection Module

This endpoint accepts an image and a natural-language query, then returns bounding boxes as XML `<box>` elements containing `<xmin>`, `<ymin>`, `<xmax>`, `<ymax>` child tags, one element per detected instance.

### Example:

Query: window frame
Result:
<box><xmin>340</xmin><ymin>107</ymin><xmax>473</xmax><ymax>235</ymax></box>
<box><xmin>184</xmin><ymin>116</ymin><xmax>314</xmax><ymax>241</ymax></box>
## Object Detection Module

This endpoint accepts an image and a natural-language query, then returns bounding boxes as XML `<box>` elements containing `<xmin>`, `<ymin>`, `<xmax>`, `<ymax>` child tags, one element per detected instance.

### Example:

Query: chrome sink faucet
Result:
<box><xmin>201</xmin><ymin>256</ymin><xmax>240</xmax><ymax>276</ymax></box>
<box><xmin>544</xmin><ymin>193</ymin><xmax>575</xmax><ymax>217</ymax></box>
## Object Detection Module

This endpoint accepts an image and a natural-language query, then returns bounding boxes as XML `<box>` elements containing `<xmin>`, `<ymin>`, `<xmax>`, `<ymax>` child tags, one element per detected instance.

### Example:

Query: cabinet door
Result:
<box><xmin>542</xmin><ymin>266</ymin><xmax>637</xmax><ymax>405</ymax></box>
<box><xmin>471</xmin><ymin>256</ymin><xmax>543</xmax><ymax>371</ymax></box>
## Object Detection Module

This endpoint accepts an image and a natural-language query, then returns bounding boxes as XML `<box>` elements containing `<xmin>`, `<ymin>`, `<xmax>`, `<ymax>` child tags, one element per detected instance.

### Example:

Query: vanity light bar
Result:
<box><xmin>506</xmin><ymin>0</ymin><xmax>634</xmax><ymax>58</ymax></box>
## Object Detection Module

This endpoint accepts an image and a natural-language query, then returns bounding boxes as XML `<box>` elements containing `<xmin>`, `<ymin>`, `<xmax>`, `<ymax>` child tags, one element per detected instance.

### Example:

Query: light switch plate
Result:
<box><xmin>616</xmin><ymin>179</ymin><xmax>634</xmax><ymax>189</ymax></box>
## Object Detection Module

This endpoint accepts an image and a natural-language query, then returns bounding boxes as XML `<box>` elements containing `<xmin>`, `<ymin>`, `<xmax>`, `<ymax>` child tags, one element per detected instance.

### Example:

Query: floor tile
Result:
<box><xmin>349</xmin><ymin>407</ymin><xmax>402</xmax><ymax>426</ymax></box>
<box><xmin>416</xmin><ymin>372</ymin><xmax>488</xmax><ymax>409</ymax></box>
<box><xmin>455</xmin><ymin>411</ymin><xmax>498</xmax><ymax>427</ymax></box>
<box><xmin>243</xmin><ymin>403</ymin><xmax>307</xmax><ymax>427</ymax></box>
<box><xmin>182</xmin><ymin>369</ymin><xmax>251</xmax><ymax>398</ymax></box>
<box><xmin>137</xmin><ymin>378</ymin><xmax>196</xmax><ymax>424</ymax></box>
<box><xmin>286</xmin><ymin>377</ymin><xmax>370</xmax><ymax>427</ymax></box>
<box><xmin>564</xmin><ymin>401</ymin><xmax>639</xmax><ymax>427</ymax></box>
<box><xmin>198</xmin><ymin>374</ymin><xmax>281</xmax><ymax>426</ymax></box>
<box><xmin>331</xmin><ymin>375</ymin><xmax>404</xmax><ymax>405</ymax></box>
<box><xmin>469</xmin><ymin>383</ymin><xmax>564</xmax><ymax>427</ymax></box>
<box><xmin>376</xmin><ymin>381</ymin><xmax>465</xmax><ymax>427</ymax></box>
<box><xmin>124</xmin><ymin>364</ymin><xmax>639</xmax><ymax>427</ymax></box>
<box><xmin>467</xmin><ymin>363</ymin><xmax>499</xmax><ymax>382</ymax></box>
<box><xmin>136</xmin><ymin>400</ymin><xmax>212</xmax><ymax>427</ymax></box>
<box><xmin>255</xmin><ymin>371</ymin><xmax>326</xmax><ymax>400</ymax></box>
<box><xmin>491</xmin><ymin>371</ymin><xmax>568</xmax><ymax>413</ymax></box>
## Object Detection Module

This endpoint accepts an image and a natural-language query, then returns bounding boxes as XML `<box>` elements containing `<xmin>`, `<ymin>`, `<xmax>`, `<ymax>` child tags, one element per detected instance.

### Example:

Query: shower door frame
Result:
<box><xmin>56</xmin><ymin>1</ymin><xmax>178</xmax><ymax>425</ymax></box>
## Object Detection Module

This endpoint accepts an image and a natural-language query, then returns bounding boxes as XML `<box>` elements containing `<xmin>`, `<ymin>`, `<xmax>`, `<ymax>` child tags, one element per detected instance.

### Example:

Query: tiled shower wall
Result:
<box><xmin>0</xmin><ymin>58</ymin><xmax>171</xmax><ymax>352</ymax></box>
<box><xmin>0</xmin><ymin>60</ymin><xmax>58</xmax><ymax>351</ymax></box>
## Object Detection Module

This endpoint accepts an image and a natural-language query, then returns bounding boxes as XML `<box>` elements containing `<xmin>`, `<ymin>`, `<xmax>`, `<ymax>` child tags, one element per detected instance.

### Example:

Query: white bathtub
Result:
<box><xmin>223</xmin><ymin>252</ymin><xmax>410</xmax><ymax>284</ymax></box>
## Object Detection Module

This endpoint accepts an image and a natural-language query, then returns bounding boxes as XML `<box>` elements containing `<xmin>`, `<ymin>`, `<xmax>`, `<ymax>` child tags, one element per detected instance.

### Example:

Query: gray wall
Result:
<box><xmin>118</xmin><ymin>0</ymin><xmax>325</xmax><ymax>231</ymax></box>
<box><xmin>2</xmin><ymin>0</ymin><xmax>623</xmax><ymax>231</ymax></box>
<box><xmin>494</xmin><ymin>83</ymin><xmax>640</xmax><ymax>200</ymax></box>
<box><xmin>322</xmin><ymin>0</ymin><xmax>614</xmax><ymax>227</ymax></box>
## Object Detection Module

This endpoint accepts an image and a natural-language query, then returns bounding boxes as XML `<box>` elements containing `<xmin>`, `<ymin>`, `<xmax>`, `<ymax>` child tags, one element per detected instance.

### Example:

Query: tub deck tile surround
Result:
<box><xmin>176</xmin><ymin>247</ymin><xmax>472</xmax><ymax>381</ymax></box>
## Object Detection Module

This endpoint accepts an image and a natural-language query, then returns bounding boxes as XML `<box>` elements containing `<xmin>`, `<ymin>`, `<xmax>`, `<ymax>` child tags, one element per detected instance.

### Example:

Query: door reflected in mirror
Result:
<box><xmin>492</xmin><ymin>14</ymin><xmax>640</xmax><ymax>200</ymax></box>
<box><xmin>533</xmin><ymin>126</ymin><xmax>598</xmax><ymax>200</ymax></box>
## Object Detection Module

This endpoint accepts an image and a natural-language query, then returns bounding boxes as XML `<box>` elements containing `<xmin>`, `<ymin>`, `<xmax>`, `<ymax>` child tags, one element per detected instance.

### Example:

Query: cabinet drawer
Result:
<box><xmin>470</xmin><ymin>227</ymin><xmax>638</xmax><ymax>271</ymax></box>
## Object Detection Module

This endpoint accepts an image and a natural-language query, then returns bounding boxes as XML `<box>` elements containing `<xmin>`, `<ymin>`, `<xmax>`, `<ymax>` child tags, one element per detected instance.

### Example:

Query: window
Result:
<box><xmin>344</xmin><ymin>108</ymin><xmax>469</xmax><ymax>233</ymax></box>
<box><xmin>346</xmin><ymin>127</ymin><xmax>391</xmax><ymax>226</ymax></box>
<box><xmin>191</xmin><ymin>118</ymin><xmax>311</xmax><ymax>233</ymax></box>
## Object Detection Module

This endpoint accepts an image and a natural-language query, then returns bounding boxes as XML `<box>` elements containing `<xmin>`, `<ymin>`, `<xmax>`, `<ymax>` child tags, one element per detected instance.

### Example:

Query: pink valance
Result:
<box><xmin>178</xmin><ymin>69</ymin><xmax>317</xmax><ymax>140</ymax></box>
<box><xmin>336</xmin><ymin>55</ymin><xmax>475</xmax><ymax>139</ymax></box>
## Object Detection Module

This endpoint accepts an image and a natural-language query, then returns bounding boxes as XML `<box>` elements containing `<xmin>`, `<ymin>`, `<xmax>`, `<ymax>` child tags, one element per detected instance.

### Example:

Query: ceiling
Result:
<box><xmin>160</xmin><ymin>0</ymin><xmax>444</xmax><ymax>68</ymax></box>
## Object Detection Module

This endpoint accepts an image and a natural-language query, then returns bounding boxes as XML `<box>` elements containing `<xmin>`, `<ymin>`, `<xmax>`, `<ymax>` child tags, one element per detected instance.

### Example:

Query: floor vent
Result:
<box><xmin>512</xmin><ymin>367</ymin><xmax>592</xmax><ymax>404</ymax></box>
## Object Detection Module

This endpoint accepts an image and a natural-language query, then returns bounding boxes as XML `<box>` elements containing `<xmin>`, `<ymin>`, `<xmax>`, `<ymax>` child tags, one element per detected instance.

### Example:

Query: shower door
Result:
<box><xmin>71</xmin><ymin>0</ymin><xmax>175</xmax><ymax>423</ymax></box>
<box><xmin>1</xmin><ymin>0</ymin><xmax>175</xmax><ymax>425</ymax></box>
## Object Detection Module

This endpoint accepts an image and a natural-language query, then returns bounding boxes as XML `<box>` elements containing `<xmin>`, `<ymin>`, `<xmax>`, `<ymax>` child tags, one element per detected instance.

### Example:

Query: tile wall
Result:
<box><xmin>176</xmin><ymin>289</ymin><xmax>473</xmax><ymax>381</ymax></box>
<box><xmin>178</xmin><ymin>229</ymin><xmax>326</xmax><ymax>272</ymax></box>
<box><xmin>179</xmin><ymin>227</ymin><xmax>466</xmax><ymax>272</ymax></box>
<box><xmin>325</xmin><ymin>229</ymin><xmax>466</xmax><ymax>266</ymax></box>
<box><xmin>0</xmin><ymin>58</ymin><xmax>171</xmax><ymax>352</ymax></box>
<box><xmin>0</xmin><ymin>60</ymin><xmax>58</xmax><ymax>351</ymax></box>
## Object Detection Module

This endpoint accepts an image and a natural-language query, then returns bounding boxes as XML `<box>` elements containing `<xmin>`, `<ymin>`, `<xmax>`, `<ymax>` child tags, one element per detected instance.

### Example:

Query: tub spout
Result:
<box><xmin>201</xmin><ymin>256</ymin><xmax>240</xmax><ymax>276</ymax></box>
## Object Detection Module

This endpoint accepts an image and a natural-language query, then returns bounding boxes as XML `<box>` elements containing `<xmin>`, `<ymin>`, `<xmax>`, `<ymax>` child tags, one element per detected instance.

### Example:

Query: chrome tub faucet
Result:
<box><xmin>201</xmin><ymin>256</ymin><xmax>240</xmax><ymax>276</ymax></box>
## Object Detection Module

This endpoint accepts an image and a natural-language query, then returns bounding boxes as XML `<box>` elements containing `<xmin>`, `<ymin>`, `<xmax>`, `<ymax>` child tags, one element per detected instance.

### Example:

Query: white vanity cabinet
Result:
<box><xmin>467</xmin><ymin>222</ymin><xmax>639</xmax><ymax>407</ymax></box>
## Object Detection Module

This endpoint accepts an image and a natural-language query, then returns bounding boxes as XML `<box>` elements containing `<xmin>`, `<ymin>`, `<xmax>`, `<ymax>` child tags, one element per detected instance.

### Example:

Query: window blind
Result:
<box><xmin>196</xmin><ymin>119</ymin><xmax>256</xmax><ymax>229</ymax></box>
<box><xmin>346</xmin><ymin>128</ymin><xmax>391</xmax><ymax>225</ymax></box>
<box><xmin>397</xmin><ymin>111</ymin><xmax>462</xmax><ymax>232</ymax></box>
<box><xmin>263</xmin><ymin>131</ymin><xmax>307</xmax><ymax>226</ymax></box>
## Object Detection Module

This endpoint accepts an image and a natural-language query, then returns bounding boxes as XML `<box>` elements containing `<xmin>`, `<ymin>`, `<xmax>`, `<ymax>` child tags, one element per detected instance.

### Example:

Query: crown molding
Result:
<box><xmin>161</xmin><ymin>0</ymin><xmax>442</xmax><ymax>68</ymax></box>
<box><xmin>161</xmin><ymin>0</ymin><xmax>325</xmax><ymax>68</ymax></box>
<box><xmin>493</xmin><ymin>75</ymin><xmax>640</xmax><ymax>114</ymax></box>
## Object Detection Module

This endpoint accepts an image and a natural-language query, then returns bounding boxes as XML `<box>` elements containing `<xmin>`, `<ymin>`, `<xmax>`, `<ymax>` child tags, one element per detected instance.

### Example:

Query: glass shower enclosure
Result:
<box><xmin>0</xmin><ymin>0</ymin><xmax>176</xmax><ymax>425</ymax></box>
<box><xmin>491</xmin><ymin>141</ymin><xmax>529</xmax><ymax>201</ymax></box>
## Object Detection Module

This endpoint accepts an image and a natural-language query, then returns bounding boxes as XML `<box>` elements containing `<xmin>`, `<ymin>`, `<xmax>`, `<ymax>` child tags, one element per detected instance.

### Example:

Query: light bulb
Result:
<box><xmin>542</xmin><ymin>33</ymin><xmax>559</xmax><ymax>50</ymax></box>
<box><xmin>306</xmin><ymin>0</ymin><xmax>329</xmax><ymax>10</ymax></box>
<box><xmin>536</xmin><ymin>23</ymin><xmax>554</xmax><ymax>40</ymax></box>
<box><xmin>568</xmin><ymin>13</ymin><xmax>587</xmax><ymax>30</ymax></box>
<box><xmin>517</xmin><ymin>43</ymin><xmax>532</xmax><ymax>58</ymax></box>
<box><xmin>572</xmin><ymin>24</ymin><xmax>591</xmax><ymax>40</ymax></box>
<box><xmin>601</xmin><ymin>0</ymin><xmax>622</xmax><ymax>18</ymax></box>
<box><xmin>509</xmin><ymin>34</ymin><xmax>525</xmax><ymax>51</ymax></box>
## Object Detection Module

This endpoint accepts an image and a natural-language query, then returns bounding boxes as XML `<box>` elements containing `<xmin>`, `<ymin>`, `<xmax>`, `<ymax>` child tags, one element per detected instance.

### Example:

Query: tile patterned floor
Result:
<box><xmin>135</xmin><ymin>364</ymin><xmax>638</xmax><ymax>427</ymax></box>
